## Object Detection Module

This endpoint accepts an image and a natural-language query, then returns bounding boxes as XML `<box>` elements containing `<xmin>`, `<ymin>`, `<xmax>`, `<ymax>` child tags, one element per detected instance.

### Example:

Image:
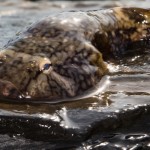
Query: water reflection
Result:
<box><xmin>0</xmin><ymin>95</ymin><xmax>112</xmax><ymax>115</ymax></box>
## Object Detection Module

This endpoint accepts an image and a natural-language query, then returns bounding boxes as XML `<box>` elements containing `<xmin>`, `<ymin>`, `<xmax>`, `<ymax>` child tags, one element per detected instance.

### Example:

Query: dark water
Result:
<box><xmin>0</xmin><ymin>0</ymin><xmax>150</xmax><ymax>149</ymax></box>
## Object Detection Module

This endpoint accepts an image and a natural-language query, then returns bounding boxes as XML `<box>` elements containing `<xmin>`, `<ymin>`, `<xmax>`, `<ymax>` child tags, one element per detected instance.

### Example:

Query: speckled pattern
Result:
<box><xmin>0</xmin><ymin>7</ymin><xmax>149</xmax><ymax>101</ymax></box>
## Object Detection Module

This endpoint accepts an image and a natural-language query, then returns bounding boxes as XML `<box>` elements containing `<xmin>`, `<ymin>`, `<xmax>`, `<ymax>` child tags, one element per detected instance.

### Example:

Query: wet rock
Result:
<box><xmin>0</xmin><ymin>95</ymin><xmax>150</xmax><ymax>143</ymax></box>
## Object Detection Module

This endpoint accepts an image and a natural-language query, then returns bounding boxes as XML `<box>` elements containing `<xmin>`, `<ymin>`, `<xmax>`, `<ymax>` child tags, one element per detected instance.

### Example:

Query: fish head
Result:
<box><xmin>0</xmin><ymin>43</ymin><xmax>107</xmax><ymax>102</ymax></box>
<box><xmin>0</xmin><ymin>19</ymin><xmax>107</xmax><ymax>102</ymax></box>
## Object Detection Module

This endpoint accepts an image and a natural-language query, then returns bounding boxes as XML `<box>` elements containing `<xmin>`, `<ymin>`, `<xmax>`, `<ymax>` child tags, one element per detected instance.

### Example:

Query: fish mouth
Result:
<box><xmin>0</xmin><ymin>79</ymin><xmax>21</xmax><ymax>99</ymax></box>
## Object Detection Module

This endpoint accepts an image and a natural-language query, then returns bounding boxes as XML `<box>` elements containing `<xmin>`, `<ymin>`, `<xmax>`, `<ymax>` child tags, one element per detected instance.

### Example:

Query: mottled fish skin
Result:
<box><xmin>0</xmin><ymin>7</ymin><xmax>149</xmax><ymax>101</ymax></box>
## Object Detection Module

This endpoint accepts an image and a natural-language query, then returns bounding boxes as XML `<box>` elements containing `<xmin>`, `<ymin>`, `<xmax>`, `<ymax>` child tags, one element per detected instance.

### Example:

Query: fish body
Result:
<box><xmin>0</xmin><ymin>7</ymin><xmax>149</xmax><ymax>102</ymax></box>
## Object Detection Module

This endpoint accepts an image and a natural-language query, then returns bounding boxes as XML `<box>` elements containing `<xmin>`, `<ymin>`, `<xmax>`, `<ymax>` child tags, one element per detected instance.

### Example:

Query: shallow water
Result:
<box><xmin>0</xmin><ymin>0</ymin><xmax>150</xmax><ymax>149</ymax></box>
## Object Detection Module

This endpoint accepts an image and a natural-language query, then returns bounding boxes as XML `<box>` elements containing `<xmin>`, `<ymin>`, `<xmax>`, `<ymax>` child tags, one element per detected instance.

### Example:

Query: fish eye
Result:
<box><xmin>43</xmin><ymin>63</ymin><xmax>51</xmax><ymax>70</ymax></box>
<box><xmin>39</xmin><ymin>58</ymin><xmax>52</xmax><ymax>74</ymax></box>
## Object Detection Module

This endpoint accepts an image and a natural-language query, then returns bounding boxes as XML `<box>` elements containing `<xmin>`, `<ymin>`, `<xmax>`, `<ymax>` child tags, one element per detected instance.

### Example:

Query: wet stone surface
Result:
<box><xmin>0</xmin><ymin>0</ymin><xmax>150</xmax><ymax>149</ymax></box>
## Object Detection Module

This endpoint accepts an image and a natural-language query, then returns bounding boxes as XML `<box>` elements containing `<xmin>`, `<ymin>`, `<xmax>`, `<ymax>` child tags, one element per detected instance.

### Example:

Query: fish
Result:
<box><xmin>0</xmin><ymin>7</ymin><xmax>149</xmax><ymax>103</ymax></box>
